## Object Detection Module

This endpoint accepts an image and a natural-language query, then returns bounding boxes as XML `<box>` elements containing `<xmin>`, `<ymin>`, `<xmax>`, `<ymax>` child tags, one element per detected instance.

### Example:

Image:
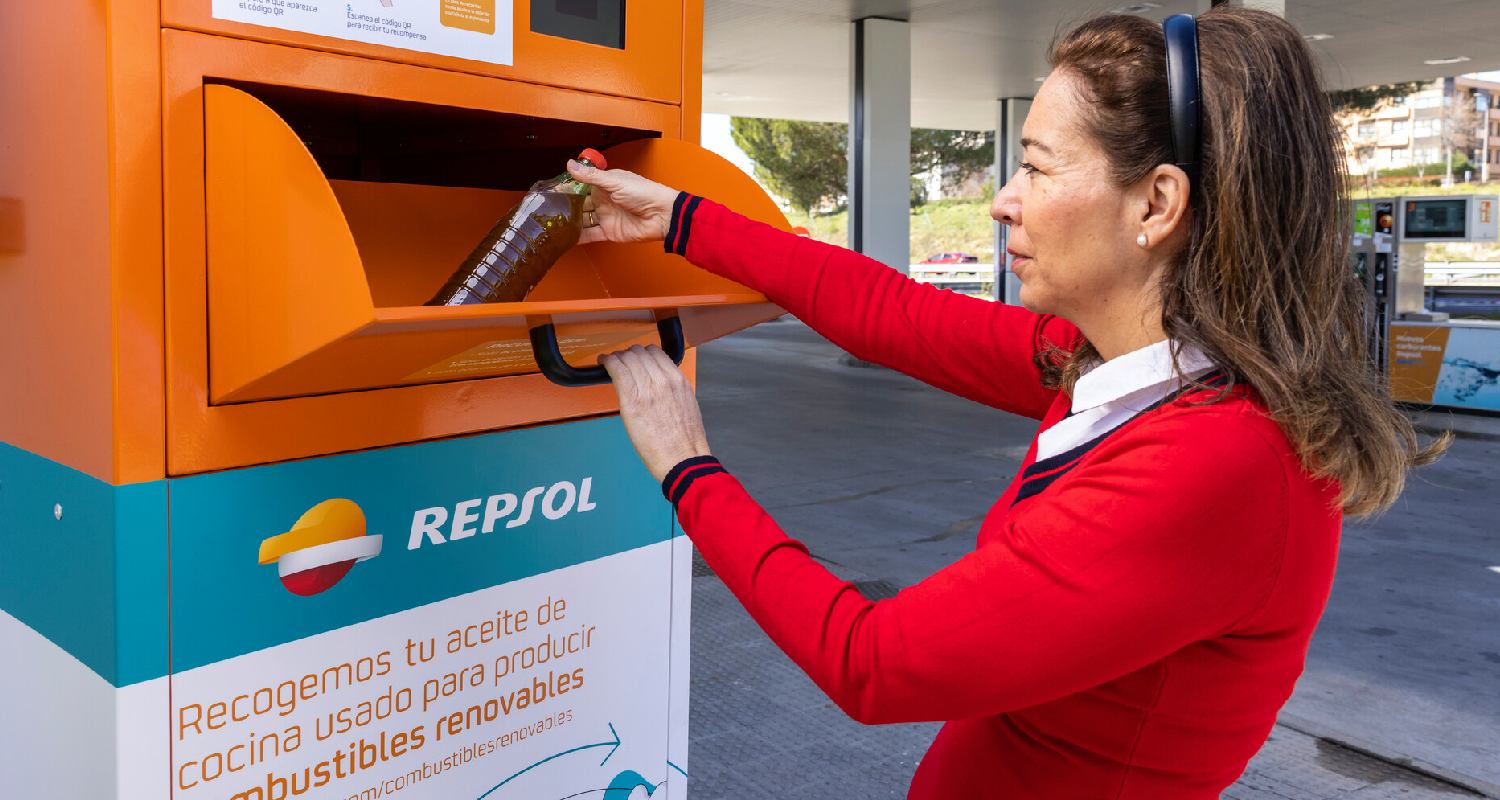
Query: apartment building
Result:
<box><xmin>1341</xmin><ymin>75</ymin><xmax>1500</xmax><ymax>180</ymax></box>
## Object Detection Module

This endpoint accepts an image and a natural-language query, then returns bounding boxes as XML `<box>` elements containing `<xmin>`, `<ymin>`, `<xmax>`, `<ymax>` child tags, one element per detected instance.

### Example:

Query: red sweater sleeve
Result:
<box><xmin>674</xmin><ymin>407</ymin><xmax>1291</xmax><ymax>725</ymax></box>
<box><xmin>672</xmin><ymin>195</ymin><xmax>1074</xmax><ymax>419</ymax></box>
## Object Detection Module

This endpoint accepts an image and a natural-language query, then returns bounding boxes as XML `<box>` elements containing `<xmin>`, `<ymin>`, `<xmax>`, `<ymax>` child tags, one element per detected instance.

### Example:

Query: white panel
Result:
<box><xmin>995</xmin><ymin>97</ymin><xmax>1032</xmax><ymax>305</ymax></box>
<box><xmin>0</xmin><ymin>611</ymin><xmax>169</xmax><ymax>800</ymax></box>
<box><xmin>118</xmin><ymin>681</ymin><xmax>174</xmax><ymax>799</ymax></box>
<box><xmin>850</xmin><ymin>17</ymin><xmax>912</xmax><ymax>273</ymax></box>
<box><xmin>210</xmin><ymin>0</ymin><xmax>515</xmax><ymax>65</ymax></box>
<box><xmin>664</xmin><ymin>535</ymin><xmax>694</xmax><ymax>799</ymax></box>
<box><xmin>168</xmin><ymin>542</ymin><xmax>680</xmax><ymax>800</ymax></box>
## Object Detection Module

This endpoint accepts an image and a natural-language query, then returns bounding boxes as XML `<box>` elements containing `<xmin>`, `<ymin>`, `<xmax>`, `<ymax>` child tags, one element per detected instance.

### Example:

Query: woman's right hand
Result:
<box><xmin>568</xmin><ymin>160</ymin><xmax>680</xmax><ymax>245</ymax></box>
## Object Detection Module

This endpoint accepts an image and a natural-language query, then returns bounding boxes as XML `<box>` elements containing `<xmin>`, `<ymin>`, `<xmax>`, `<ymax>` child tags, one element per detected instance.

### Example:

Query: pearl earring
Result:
<box><xmin>1136</xmin><ymin>232</ymin><xmax>1149</xmax><ymax>248</ymax></box>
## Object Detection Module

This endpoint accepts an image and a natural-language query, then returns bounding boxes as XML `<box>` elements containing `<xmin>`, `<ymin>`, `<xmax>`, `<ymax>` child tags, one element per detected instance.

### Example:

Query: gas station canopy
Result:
<box><xmin>703</xmin><ymin>0</ymin><xmax>1500</xmax><ymax>130</ymax></box>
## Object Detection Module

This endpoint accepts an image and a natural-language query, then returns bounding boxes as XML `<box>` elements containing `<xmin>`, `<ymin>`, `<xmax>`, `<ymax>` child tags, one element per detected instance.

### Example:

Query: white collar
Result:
<box><xmin>1070</xmin><ymin>339</ymin><xmax>1215</xmax><ymax>414</ymax></box>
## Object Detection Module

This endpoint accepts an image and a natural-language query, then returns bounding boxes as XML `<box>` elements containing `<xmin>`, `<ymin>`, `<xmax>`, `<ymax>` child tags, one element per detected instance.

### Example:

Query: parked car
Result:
<box><xmin>920</xmin><ymin>252</ymin><xmax>980</xmax><ymax>264</ymax></box>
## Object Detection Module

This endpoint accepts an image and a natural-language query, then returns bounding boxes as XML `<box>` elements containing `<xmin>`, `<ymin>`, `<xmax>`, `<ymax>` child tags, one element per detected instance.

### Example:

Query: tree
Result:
<box><xmin>910</xmin><ymin>129</ymin><xmax>994</xmax><ymax>193</ymax></box>
<box><xmin>1439</xmin><ymin>91</ymin><xmax>1482</xmax><ymax>184</ymax></box>
<box><xmin>1328</xmin><ymin>82</ymin><xmax>1424</xmax><ymax>114</ymax></box>
<box><xmin>728</xmin><ymin>119</ymin><xmax>996</xmax><ymax>213</ymax></box>
<box><xmin>1351</xmin><ymin>139</ymin><xmax>1378</xmax><ymax>187</ymax></box>
<box><xmin>730</xmin><ymin>118</ymin><xmax>848</xmax><ymax>214</ymax></box>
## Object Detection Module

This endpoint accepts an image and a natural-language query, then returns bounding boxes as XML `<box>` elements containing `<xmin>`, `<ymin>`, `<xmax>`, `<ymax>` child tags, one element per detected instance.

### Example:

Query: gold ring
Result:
<box><xmin>586</xmin><ymin>210</ymin><xmax>598</xmax><ymax>227</ymax></box>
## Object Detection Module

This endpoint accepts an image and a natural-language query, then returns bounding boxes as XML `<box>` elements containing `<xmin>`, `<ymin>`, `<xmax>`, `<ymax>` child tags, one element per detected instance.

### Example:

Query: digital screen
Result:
<box><xmin>531</xmin><ymin>0</ymin><xmax>624</xmax><ymax>49</ymax></box>
<box><xmin>1404</xmin><ymin>199</ymin><xmax>1467</xmax><ymax>239</ymax></box>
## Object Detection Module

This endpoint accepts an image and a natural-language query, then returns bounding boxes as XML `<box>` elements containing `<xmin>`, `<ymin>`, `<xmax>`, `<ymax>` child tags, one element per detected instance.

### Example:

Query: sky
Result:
<box><xmin>699</xmin><ymin>113</ymin><xmax>756</xmax><ymax>179</ymax></box>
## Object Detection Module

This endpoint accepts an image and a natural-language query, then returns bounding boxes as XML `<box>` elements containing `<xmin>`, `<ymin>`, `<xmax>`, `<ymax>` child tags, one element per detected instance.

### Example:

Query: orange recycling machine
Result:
<box><xmin>0</xmin><ymin>3</ymin><xmax>786</xmax><ymax>798</ymax></box>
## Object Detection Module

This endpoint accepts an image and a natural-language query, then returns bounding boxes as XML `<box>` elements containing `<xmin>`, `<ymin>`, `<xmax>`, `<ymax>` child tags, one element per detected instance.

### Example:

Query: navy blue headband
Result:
<box><xmin>1162</xmin><ymin>13</ymin><xmax>1202</xmax><ymax>187</ymax></box>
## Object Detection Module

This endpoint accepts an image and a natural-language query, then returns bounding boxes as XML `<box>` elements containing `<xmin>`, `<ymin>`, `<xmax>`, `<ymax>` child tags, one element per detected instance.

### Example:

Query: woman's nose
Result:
<box><xmin>992</xmin><ymin>179</ymin><xmax>1021</xmax><ymax>226</ymax></box>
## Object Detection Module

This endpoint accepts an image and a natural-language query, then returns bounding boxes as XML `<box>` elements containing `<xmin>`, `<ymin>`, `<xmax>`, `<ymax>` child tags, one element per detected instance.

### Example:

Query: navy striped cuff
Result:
<box><xmin>662</xmin><ymin>455</ymin><xmax>726</xmax><ymax>507</ymax></box>
<box><xmin>663</xmin><ymin>192</ymin><xmax>703</xmax><ymax>256</ymax></box>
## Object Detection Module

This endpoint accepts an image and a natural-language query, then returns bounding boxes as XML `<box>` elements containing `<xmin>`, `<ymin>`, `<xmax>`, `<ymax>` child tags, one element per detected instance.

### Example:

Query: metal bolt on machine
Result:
<box><xmin>0</xmin><ymin>2</ymin><xmax>787</xmax><ymax>798</ymax></box>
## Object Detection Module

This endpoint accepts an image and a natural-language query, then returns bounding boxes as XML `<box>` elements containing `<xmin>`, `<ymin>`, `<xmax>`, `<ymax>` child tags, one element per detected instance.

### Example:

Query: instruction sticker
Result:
<box><xmin>212</xmin><ymin>0</ymin><xmax>514</xmax><ymax>65</ymax></box>
<box><xmin>1352</xmin><ymin>203</ymin><xmax>1373</xmax><ymax>239</ymax></box>
<box><xmin>406</xmin><ymin>331</ymin><xmax>648</xmax><ymax>382</ymax></box>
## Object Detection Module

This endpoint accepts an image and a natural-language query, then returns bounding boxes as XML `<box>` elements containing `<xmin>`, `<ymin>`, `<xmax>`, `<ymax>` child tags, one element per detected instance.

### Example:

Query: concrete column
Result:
<box><xmin>849</xmin><ymin>18</ymin><xmax>910</xmax><ymax>272</ymax></box>
<box><xmin>1202</xmin><ymin>0</ymin><xmax>1284</xmax><ymax>14</ymax></box>
<box><xmin>994</xmin><ymin>97</ymin><xmax>1031</xmax><ymax>304</ymax></box>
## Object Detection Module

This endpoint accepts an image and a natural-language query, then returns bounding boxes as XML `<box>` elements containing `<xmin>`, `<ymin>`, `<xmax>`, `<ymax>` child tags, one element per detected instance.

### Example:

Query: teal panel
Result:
<box><xmin>115</xmin><ymin>480</ymin><xmax>170</xmax><ymax>686</ymax></box>
<box><xmin>0</xmin><ymin>442</ymin><xmax>170</xmax><ymax>687</ymax></box>
<box><xmin>168</xmin><ymin>416</ymin><xmax>675</xmax><ymax>673</ymax></box>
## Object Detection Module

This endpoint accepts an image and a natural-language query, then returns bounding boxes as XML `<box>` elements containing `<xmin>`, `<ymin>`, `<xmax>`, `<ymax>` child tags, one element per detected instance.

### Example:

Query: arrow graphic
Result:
<box><xmin>601</xmin><ymin>769</ymin><xmax>658</xmax><ymax>800</ymax></box>
<box><xmin>475</xmin><ymin>723</ymin><xmax>622</xmax><ymax>800</ymax></box>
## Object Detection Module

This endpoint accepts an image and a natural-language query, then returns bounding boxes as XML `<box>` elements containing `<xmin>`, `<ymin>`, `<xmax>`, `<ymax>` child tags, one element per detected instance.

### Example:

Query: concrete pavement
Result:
<box><xmin>685</xmin><ymin>319</ymin><xmax>1499</xmax><ymax>799</ymax></box>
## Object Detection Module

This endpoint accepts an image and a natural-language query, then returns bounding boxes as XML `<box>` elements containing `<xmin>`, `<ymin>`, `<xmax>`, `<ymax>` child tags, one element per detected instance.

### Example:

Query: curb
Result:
<box><xmin>1276</xmin><ymin>712</ymin><xmax>1500</xmax><ymax>798</ymax></box>
<box><xmin>1405</xmin><ymin>408</ymin><xmax>1500</xmax><ymax>443</ymax></box>
<box><xmin>839</xmin><ymin>354</ymin><xmax>882</xmax><ymax>369</ymax></box>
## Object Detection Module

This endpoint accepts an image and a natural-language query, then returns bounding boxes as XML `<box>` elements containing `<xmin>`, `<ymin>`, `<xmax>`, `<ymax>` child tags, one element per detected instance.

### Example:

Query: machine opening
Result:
<box><xmin>204</xmin><ymin>80</ymin><xmax>666</xmax><ymax>309</ymax></box>
<box><xmin>210</xmin><ymin>80</ymin><xmax>659</xmax><ymax>191</ymax></box>
<box><xmin>198</xmin><ymin>80</ymin><xmax>781</xmax><ymax>404</ymax></box>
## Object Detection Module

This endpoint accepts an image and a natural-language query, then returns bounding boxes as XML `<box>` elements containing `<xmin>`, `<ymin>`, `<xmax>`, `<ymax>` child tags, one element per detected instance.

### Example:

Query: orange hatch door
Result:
<box><xmin>204</xmin><ymin>84</ymin><xmax>787</xmax><ymax>404</ymax></box>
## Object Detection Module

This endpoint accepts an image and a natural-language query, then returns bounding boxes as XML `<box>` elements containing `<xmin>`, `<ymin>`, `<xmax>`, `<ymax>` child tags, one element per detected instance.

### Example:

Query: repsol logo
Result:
<box><xmin>407</xmin><ymin>478</ymin><xmax>597</xmax><ymax>550</ymax></box>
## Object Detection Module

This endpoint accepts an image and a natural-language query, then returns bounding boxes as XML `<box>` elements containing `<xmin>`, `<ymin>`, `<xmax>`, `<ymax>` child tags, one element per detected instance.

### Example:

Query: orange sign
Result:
<box><xmin>440</xmin><ymin>0</ymin><xmax>496</xmax><ymax>34</ymax></box>
<box><xmin>1387</xmin><ymin>324</ymin><xmax>1451</xmax><ymax>403</ymax></box>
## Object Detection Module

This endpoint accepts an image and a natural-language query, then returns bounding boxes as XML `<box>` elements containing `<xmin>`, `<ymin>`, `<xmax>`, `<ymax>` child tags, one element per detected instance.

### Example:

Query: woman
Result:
<box><xmin>571</xmin><ymin>8</ymin><xmax>1440</xmax><ymax>798</ymax></box>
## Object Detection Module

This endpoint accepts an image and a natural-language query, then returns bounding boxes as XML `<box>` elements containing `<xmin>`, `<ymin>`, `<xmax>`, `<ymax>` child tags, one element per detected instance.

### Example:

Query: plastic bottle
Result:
<box><xmin>428</xmin><ymin>149</ymin><xmax>608</xmax><ymax>306</ymax></box>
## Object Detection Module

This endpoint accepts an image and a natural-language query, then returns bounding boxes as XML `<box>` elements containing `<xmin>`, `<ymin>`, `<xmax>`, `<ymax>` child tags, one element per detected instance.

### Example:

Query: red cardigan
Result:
<box><xmin>664</xmin><ymin>195</ymin><xmax>1342</xmax><ymax>799</ymax></box>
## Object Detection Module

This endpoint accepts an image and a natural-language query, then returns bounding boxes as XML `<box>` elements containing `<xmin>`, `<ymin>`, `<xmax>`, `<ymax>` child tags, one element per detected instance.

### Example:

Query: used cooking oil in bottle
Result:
<box><xmin>428</xmin><ymin>148</ymin><xmax>607</xmax><ymax>306</ymax></box>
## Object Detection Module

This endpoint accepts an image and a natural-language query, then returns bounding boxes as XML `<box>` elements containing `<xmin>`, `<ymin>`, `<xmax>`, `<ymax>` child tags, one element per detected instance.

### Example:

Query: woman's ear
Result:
<box><xmin>1137</xmin><ymin>164</ymin><xmax>1192</xmax><ymax>249</ymax></box>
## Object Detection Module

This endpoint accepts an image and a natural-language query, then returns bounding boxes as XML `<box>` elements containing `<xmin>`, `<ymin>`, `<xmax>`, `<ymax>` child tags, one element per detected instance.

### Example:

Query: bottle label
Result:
<box><xmin>211</xmin><ymin>0</ymin><xmax>514</xmax><ymax>66</ymax></box>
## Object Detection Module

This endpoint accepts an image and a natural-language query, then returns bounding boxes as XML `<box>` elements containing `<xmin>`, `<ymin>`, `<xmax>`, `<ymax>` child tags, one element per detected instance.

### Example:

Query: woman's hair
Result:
<box><xmin>1044</xmin><ymin>8</ymin><xmax>1445</xmax><ymax>516</ymax></box>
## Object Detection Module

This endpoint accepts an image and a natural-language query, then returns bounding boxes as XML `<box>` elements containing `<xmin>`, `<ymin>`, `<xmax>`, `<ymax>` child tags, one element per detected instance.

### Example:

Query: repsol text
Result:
<box><xmin>407</xmin><ymin>478</ymin><xmax>597</xmax><ymax>550</ymax></box>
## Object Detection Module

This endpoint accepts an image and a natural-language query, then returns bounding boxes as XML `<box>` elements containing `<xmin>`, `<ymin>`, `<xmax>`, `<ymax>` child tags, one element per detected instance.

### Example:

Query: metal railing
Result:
<box><xmin>1424</xmin><ymin>261</ymin><xmax>1500</xmax><ymax>287</ymax></box>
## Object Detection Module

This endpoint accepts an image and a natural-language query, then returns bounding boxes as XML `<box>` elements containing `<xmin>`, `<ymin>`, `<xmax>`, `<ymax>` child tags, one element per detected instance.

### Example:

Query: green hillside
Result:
<box><xmin>784</xmin><ymin>182</ymin><xmax>1500</xmax><ymax>264</ymax></box>
<box><xmin>787</xmin><ymin>199</ymin><xmax>995</xmax><ymax>263</ymax></box>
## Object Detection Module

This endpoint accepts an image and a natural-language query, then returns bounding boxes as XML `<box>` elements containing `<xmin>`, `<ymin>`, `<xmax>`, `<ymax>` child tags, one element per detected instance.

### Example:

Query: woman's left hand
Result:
<box><xmin>600</xmin><ymin>345</ymin><xmax>712</xmax><ymax>483</ymax></box>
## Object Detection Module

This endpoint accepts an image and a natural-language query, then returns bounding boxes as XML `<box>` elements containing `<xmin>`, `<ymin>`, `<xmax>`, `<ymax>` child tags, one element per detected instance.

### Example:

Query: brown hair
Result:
<box><xmin>1044</xmin><ymin>8</ymin><xmax>1445</xmax><ymax>516</ymax></box>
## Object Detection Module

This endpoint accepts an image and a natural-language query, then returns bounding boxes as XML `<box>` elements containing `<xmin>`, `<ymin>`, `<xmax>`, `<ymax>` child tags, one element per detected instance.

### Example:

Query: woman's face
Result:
<box><xmin>990</xmin><ymin>71</ymin><xmax>1153</xmax><ymax>322</ymax></box>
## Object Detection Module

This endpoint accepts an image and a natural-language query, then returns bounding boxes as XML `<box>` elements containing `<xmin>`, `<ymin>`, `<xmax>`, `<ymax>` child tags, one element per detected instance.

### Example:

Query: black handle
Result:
<box><xmin>530</xmin><ymin>316</ymin><xmax>687</xmax><ymax>387</ymax></box>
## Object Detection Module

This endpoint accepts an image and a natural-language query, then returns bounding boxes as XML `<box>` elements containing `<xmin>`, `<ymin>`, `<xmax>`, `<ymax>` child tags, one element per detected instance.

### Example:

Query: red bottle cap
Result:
<box><xmin>577</xmin><ymin>148</ymin><xmax>608</xmax><ymax>170</ymax></box>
